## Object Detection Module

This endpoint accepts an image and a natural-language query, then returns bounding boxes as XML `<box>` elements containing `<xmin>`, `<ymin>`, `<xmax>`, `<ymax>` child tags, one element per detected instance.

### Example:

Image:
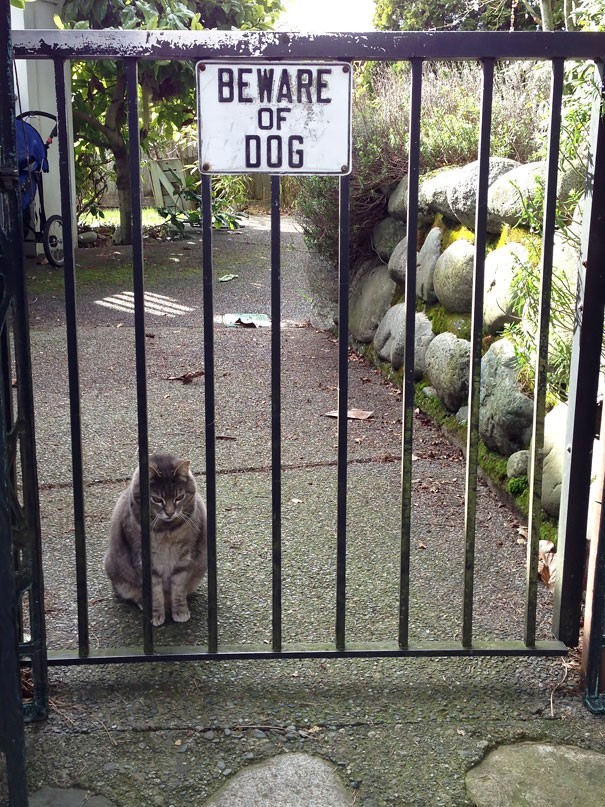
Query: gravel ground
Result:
<box><xmin>2</xmin><ymin>215</ymin><xmax>603</xmax><ymax>806</ymax></box>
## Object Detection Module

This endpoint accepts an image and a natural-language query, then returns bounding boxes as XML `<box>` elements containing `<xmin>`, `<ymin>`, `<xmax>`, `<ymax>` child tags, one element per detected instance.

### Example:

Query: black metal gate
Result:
<box><xmin>3</xmin><ymin>20</ymin><xmax>605</xmax><ymax>806</ymax></box>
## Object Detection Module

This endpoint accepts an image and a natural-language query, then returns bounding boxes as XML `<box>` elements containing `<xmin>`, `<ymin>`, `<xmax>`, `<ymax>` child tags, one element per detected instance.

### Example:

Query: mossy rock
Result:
<box><xmin>425</xmin><ymin>304</ymin><xmax>471</xmax><ymax>340</ymax></box>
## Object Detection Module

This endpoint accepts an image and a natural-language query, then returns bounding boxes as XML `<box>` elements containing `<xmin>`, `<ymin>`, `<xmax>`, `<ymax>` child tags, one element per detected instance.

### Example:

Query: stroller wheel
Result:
<box><xmin>43</xmin><ymin>215</ymin><xmax>64</xmax><ymax>267</ymax></box>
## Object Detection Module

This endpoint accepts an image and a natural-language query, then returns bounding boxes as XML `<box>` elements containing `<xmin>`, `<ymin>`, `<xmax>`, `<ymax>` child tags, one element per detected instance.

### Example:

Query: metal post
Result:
<box><xmin>553</xmin><ymin>63</ymin><xmax>605</xmax><ymax>646</ymax></box>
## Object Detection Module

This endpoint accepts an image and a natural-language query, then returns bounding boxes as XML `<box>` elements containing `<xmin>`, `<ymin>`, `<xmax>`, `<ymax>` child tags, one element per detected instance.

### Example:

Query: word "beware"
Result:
<box><xmin>216</xmin><ymin>67</ymin><xmax>333</xmax><ymax>105</ymax></box>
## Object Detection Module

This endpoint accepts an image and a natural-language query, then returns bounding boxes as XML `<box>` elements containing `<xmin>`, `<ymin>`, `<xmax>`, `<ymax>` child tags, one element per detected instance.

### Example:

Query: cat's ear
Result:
<box><xmin>174</xmin><ymin>459</ymin><xmax>191</xmax><ymax>479</ymax></box>
<box><xmin>149</xmin><ymin>461</ymin><xmax>161</xmax><ymax>478</ymax></box>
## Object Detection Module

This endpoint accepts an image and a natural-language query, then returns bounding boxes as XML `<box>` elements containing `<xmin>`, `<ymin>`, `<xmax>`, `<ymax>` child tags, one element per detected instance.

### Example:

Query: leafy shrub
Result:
<box><xmin>158</xmin><ymin>167</ymin><xmax>246</xmax><ymax>235</ymax></box>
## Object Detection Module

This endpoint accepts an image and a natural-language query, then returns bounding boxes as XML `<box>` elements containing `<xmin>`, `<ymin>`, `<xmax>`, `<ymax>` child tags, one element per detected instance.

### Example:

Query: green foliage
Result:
<box><xmin>500</xmin><ymin>237</ymin><xmax>579</xmax><ymax>404</ymax></box>
<box><xmin>59</xmin><ymin>0</ymin><xmax>283</xmax><ymax>243</ymax></box>
<box><xmin>373</xmin><ymin>0</ymin><xmax>541</xmax><ymax>32</ymax></box>
<box><xmin>74</xmin><ymin>145</ymin><xmax>111</xmax><ymax>220</ymax></box>
<box><xmin>499</xmin><ymin>51</ymin><xmax>602</xmax><ymax>406</ymax></box>
<box><xmin>157</xmin><ymin>169</ymin><xmax>246</xmax><ymax>235</ymax></box>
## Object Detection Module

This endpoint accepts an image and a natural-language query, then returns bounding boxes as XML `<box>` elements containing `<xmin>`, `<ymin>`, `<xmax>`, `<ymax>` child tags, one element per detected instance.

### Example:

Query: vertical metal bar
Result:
<box><xmin>0</xmin><ymin>0</ymin><xmax>30</xmax><ymax>769</ymax></box>
<box><xmin>462</xmin><ymin>58</ymin><xmax>494</xmax><ymax>649</ymax></box>
<box><xmin>583</xmin><ymin>397</ymin><xmax>605</xmax><ymax>711</ymax></box>
<box><xmin>202</xmin><ymin>174</ymin><xmax>218</xmax><ymax>653</ymax></box>
<box><xmin>524</xmin><ymin>59</ymin><xmax>564</xmax><ymax>646</ymax></box>
<box><xmin>553</xmin><ymin>63</ymin><xmax>605</xmax><ymax>646</ymax></box>
<box><xmin>336</xmin><ymin>174</ymin><xmax>350</xmax><ymax>652</ymax></box>
<box><xmin>126</xmin><ymin>60</ymin><xmax>153</xmax><ymax>654</ymax></box>
<box><xmin>270</xmin><ymin>175</ymin><xmax>282</xmax><ymax>651</ymax></box>
<box><xmin>399</xmin><ymin>58</ymin><xmax>422</xmax><ymax>649</ymax></box>
<box><xmin>0</xmin><ymin>402</ymin><xmax>28</xmax><ymax>806</ymax></box>
<box><xmin>54</xmin><ymin>58</ymin><xmax>89</xmax><ymax>657</ymax></box>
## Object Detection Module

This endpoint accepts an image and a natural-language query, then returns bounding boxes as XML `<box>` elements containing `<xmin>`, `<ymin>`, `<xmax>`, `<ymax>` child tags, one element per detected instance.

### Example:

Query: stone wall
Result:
<box><xmin>348</xmin><ymin>157</ymin><xmax>585</xmax><ymax>517</ymax></box>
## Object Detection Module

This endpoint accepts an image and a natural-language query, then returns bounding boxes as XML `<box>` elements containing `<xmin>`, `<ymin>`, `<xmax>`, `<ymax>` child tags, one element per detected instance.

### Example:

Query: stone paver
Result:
<box><xmin>203</xmin><ymin>753</ymin><xmax>352</xmax><ymax>807</ymax></box>
<box><xmin>466</xmin><ymin>742</ymin><xmax>605</xmax><ymax>806</ymax></box>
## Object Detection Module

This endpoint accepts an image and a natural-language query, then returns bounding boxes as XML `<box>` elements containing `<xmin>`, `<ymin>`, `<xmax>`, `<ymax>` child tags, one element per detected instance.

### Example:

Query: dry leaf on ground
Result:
<box><xmin>166</xmin><ymin>370</ymin><xmax>204</xmax><ymax>384</ymax></box>
<box><xmin>538</xmin><ymin>539</ymin><xmax>557</xmax><ymax>591</ymax></box>
<box><xmin>324</xmin><ymin>408</ymin><xmax>374</xmax><ymax>420</ymax></box>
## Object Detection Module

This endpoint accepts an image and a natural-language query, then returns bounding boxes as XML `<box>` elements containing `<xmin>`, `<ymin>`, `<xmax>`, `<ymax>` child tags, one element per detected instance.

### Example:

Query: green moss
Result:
<box><xmin>507</xmin><ymin>475</ymin><xmax>529</xmax><ymax>496</ymax></box>
<box><xmin>477</xmin><ymin>442</ymin><xmax>509</xmax><ymax>483</ymax></box>
<box><xmin>424</xmin><ymin>304</ymin><xmax>471</xmax><ymax>340</ymax></box>
<box><xmin>432</xmin><ymin>217</ymin><xmax>475</xmax><ymax>251</ymax></box>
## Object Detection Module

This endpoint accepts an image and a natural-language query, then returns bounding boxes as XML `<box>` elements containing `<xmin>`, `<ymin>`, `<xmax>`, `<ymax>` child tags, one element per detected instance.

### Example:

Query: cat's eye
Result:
<box><xmin>151</xmin><ymin>496</ymin><xmax>164</xmax><ymax>505</ymax></box>
<box><xmin>175</xmin><ymin>494</ymin><xmax>185</xmax><ymax>503</ymax></box>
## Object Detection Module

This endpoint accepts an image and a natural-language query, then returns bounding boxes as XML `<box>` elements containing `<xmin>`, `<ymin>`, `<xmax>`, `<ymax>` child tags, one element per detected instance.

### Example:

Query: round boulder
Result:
<box><xmin>371</xmin><ymin>216</ymin><xmax>406</xmax><ymax>262</ymax></box>
<box><xmin>483</xmin><ymin>242</ymin><xmax>529</xmax><ymax>335</ymax></box>
<box><xmin>507</xmin><ymin>450</ymin><xmax>529</xmax><ymax>478</ymax></box>
<box><xmin>479</xmin><ymin>338</ymin><xmax>533</xmax><ymax>455</ymax></box>
<box><xmin>425</xmin><ymin>331</ymin><xmax>470</xmax><ymax>412</ymax></box>
<box><xmin>416</xmin><ymin>227</ymin><xmax>442</xmax><ymax>303</ymax></box>
<box><xmin>373</xmin><ymin>306</ymin><xmax>435</xmax><ymax>378</ymax></box>
<box><xmin>447</xmin><ymin>156</ymin><xmax>519</xmax><ymax>232</ymax></box>
<box><xmin>433</xmin><ymin>239</ymin><xmax>475</xmax><ymax>313</ymax></box>
<box><xmin>349</xmin><ymin>260</ymin><xmax>396</xmax><ymax>343</ymax></box>
<box><xmin>388</xmin><ymin>236</ymin><xmax>413</xmax><ymax>286</ymax></box>
<box><xmin>388</xmin><ymin>175</ymin><xmax>408</xmax><ymax>221</ymax></box>
<box><xmin>466</xmin><ymin>742</ymin><xmax>605</xmax><ymax>807</ymax></box>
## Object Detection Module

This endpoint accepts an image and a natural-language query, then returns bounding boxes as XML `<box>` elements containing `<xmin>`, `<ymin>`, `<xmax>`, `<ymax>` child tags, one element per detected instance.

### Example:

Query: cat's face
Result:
<box><xmin>149</xmin><ymin>481</ymin><xmax>191</xmax><ymax>524</ymax></box>
<box><xmin>136</xmin><ymin>454</ymin><xmax>196</xmax><ymax>526</ymax></box>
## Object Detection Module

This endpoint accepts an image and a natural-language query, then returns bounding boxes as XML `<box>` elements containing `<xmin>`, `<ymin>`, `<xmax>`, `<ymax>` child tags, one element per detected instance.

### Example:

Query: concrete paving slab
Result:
<box><xmin>202</xmin><ymin>752</ymin><xmax>352</xmax><ymax>806</ymax></box>
<box><xmin>465</xmin><ymin>742</ymin><xmax>605</xmax><ymax>806</ymax></box>
<box><xmin>29</xmin><ymin>786</ymin><xmax>116</xmax><ymax>807</ymax></box>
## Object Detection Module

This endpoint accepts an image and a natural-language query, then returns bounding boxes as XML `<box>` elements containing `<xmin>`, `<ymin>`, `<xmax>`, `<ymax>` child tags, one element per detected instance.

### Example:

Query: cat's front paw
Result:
<box><xmin>152</xmin><ymin>609</ymin><xmax>166</xmax><ymax>627</ymax></box>
<box><xmin>171</xmin><ymin>606</ymin><xmax>191</xmax><ymax>623</ymax></box>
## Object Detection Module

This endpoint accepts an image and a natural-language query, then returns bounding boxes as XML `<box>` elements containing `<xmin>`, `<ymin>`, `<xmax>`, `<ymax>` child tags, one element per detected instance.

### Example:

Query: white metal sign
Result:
<box><xmin>197</xmin><ymin>61</ymin><xmax>352</xmax><ymax>175</ymax></box>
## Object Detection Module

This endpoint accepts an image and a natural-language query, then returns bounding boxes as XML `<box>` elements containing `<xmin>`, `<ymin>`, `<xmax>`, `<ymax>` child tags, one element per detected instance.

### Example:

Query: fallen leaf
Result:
<box><xmin>166</xmin><ymin>370</ymin><xmax>204</xmax><ymax>384</ymax></box>
<box><xmin>457</xmin><ymin>728</ymin><xmax>466</xmax><ymax>736</ymax></box>
<box><xmin>324</xmin><ymin>408</ymin><xmax>374</xmax><ymax>420</ymax></box>
<box><xmin>517</xmin><ymin>525</ymin><xmax>528</xmax><ymax>539</ymax></box>
<box><xmin>218</xmin><ymin>273</ymin><xmax>239</xmax><ymax>282</ymax></box>
<box><xmin>538</xmin><ymin>540</ymin><xmax>557</xmax><ymax>591</ymax></box>
<box><xmin>417</xmin><ymin>542</ymin><xmax>427</xmax><ymax>550</ymax></box>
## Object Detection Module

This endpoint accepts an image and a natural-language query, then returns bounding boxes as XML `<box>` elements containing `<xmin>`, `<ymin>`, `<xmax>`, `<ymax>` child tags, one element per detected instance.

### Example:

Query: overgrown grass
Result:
<box><xmin>80</xmin><ymin>207</ymin><xmax>168</xmax><ymax>228</ymax></box>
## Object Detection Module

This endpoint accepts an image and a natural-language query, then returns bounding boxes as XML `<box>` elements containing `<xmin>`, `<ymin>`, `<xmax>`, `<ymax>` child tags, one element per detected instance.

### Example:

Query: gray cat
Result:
<box><xmin>104</xmin><ymin>453</ymin><xmax>207</xmax><ymax>626</ymax></box>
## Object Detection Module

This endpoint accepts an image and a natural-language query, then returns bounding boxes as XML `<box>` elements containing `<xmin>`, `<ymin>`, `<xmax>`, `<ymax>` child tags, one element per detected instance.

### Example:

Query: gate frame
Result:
<box><xmin>3</xmin><ymin>27</ymin><xmax>605</xmax><ymax>747</ymax></box>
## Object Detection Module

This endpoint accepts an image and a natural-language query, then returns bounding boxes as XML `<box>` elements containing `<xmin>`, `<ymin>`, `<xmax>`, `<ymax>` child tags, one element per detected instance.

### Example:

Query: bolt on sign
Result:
<box><xmin>197</xmin><ymin>61</ymin><xmax>352</xmax><ymax>175</ymax></box>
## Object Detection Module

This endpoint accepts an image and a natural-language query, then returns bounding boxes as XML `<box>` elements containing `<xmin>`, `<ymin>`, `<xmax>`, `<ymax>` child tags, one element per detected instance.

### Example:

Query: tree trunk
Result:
<box><xmin>114</xmin><ymin>146</ymin><xmax>132</xmax><ymax>245</ymax></box>
<box><xmin>540</xmin><ymin>0</ymin><xmax>555</xmax><ymax>30</ymax></box>
<box><xmin>105</xmin><ymin>68</ymin><xmax>131</xmax><ymax>245</ymax></box>
<box><xmin>564</xmin><ymin>0</ymin><xmax>576</xmax><ymax>30</ymax></box>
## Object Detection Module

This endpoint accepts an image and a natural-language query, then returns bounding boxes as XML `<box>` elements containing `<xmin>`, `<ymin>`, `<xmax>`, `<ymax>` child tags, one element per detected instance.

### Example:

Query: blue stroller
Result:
<box><xmin>16</xmin><ymin>111</ymin><xmax>64</xmax><ymax>267</ymax></box>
